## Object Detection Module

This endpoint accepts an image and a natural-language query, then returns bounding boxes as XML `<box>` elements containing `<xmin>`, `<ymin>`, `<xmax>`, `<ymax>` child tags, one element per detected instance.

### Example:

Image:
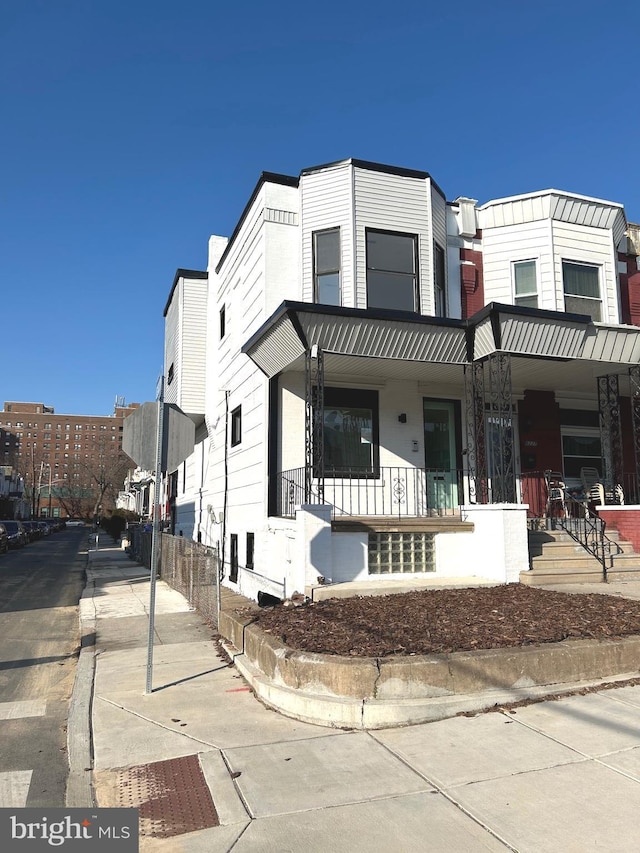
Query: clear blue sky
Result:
<box><xmin>2</xmin><ymin>0</ymin><xmax>638</xmax><ymax>415</ymax></box>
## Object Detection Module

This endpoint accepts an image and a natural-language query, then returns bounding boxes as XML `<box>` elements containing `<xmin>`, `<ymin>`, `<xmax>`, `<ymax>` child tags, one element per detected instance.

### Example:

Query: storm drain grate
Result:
<box><xmin>116</xmin><ymin>754</ymin><xmax>219</xmax><ymax>839</ymax></box>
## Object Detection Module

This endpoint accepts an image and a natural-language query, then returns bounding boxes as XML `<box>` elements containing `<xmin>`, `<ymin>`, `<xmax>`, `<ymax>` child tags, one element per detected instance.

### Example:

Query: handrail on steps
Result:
<box><xmin>555</xmin><ymin>491</ymin><xmax>622</xmax><ymax>582</ymax></box>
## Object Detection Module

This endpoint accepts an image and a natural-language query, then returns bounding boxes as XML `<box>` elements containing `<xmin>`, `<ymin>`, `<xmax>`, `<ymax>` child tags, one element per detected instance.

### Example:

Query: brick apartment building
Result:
<box><xmin>1</xmin><ymin>400</ymin><xmax>139</xmax><ymax>519</ymax></box>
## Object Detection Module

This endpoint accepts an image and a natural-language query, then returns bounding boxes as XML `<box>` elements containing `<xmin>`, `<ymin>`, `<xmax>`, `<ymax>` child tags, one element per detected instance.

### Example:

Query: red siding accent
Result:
<box><xmin>518</xmin><ymin>391</ymin><xmax>562</xmax><ymax>517</ymax></box>
<box><xmin>518</xmin><ymin>391</ymin><xmax>562</xmax><ymax>472</ymax></box>
<box><xmin>619</xmin><ymin>252</ymin><xmax>640</xmax><ymax>328</ymax></box>
<box><xmin>598</xmin><ymin>509</ymin><xmax>640</xmax><ymax>552</ymax></box>
<box><xmin>460</xmin><ymin>248</ymin><xmax>484</xmax><ymax>319</ymax></box>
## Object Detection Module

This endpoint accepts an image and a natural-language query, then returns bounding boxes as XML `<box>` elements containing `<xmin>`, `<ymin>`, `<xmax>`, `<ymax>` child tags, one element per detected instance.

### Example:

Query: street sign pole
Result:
<box><xmin>145</xmin><ymin>377</ymin><xmax>165</xmax><ymax>695</ymax></box>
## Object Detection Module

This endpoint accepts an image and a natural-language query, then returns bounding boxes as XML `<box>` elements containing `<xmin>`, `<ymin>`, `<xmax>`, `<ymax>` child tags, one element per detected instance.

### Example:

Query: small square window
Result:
<box><xmin>231</xmin><ymin>406</ymin><xmax>242</xmax><ymax>447</ymax></box>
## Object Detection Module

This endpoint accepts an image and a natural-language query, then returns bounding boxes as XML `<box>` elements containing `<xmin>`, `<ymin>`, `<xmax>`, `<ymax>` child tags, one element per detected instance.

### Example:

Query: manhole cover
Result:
<box><xmin>117</xmin><ymin>754</ymin><xmax>220</xmax><ymax>839</ymax></box>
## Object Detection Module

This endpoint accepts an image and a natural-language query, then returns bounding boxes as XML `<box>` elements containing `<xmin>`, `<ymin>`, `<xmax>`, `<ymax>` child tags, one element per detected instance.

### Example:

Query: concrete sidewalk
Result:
<box><xmin>72</xmin><ymin>544</ymin><xmax>640</xmax><ymax>852</ymax></box>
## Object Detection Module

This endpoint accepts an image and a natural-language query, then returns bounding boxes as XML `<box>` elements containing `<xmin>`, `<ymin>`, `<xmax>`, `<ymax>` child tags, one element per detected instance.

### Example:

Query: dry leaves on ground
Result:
<box><xmin>244</xmin><ymin>584</ymin><xmax>640</xmax><ymax>657</ymax></box>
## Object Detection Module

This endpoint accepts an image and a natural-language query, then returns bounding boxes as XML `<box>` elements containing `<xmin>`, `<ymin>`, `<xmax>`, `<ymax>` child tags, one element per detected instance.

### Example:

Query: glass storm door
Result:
<box><xmin>423</xmin><ymin>400</ymin><xmax>458</xmax><ymax>510</ymax></box>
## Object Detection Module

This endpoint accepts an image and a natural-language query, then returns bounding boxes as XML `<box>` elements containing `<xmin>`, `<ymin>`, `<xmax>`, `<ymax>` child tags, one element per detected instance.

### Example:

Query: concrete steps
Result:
<box><xmin>521</xmin><ymin>528</ymin><xmax>640</xmax><ymax>585</ymax></box>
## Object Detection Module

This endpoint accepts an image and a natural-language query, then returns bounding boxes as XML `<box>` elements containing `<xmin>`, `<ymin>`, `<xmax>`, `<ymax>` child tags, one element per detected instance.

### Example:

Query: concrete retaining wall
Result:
<box><xmin>218</xmin><ymin>609</ymin><xmax>640</xmax><ymax>729</ymax></box>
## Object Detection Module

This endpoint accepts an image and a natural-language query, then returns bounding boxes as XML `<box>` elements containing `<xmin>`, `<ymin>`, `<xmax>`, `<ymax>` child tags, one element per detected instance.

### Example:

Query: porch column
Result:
<box><xmin>305</xmin><ymin>345</ymin><xmax>324</xmax><ymax>503</ymax></box>
<box><xmin>598</xmin><ymin>374</ymin><xmax>624</xmax><ymax>489</ymax></box>
<box><xmin>464</xmin><ymin>361</ymin><xmax>488</xmax><ymax>503</ymax></box>
<box><xmin>630</xmin><ymin>366</ymin><xmax>640</xmax><ymax>500</ymax></box>
<box><xmin>488</xmin><ymin>352</ymin><xmax>516</xmax><ymax>503</ymax></box>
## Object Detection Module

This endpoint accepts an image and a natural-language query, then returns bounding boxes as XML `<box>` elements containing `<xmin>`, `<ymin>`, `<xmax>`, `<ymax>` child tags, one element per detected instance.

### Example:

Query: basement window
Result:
<box><xmin>368</xmin><ymin>532</ymin><xmax>435</xmax><ymax>574</ymax></box>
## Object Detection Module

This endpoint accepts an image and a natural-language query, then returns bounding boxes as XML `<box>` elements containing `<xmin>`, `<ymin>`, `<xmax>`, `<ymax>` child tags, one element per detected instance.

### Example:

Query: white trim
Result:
<box><xmin>511</xmin><ymin>257</ymin><xmax>539</xmax><ymax>308</ymax></box>
<box><xmin>479</xmin><ymin>188</ymin><xmax>624</xmax><ymax>211</ymax></box>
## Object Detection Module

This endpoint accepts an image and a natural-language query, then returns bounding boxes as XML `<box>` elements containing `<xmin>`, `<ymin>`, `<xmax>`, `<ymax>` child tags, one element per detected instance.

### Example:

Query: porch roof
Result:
<box><xmin>242</xmin><ymin>301</ymin><xmax>640</xmax><ymax>393</ymax></box>
<box><xmin>241</xmin><ymin>302</ymin><xmax>469</xmax><ymax>378</ymax></box>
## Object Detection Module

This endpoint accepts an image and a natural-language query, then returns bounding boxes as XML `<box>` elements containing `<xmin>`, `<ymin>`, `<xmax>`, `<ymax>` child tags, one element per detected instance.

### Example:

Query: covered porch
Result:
<box><xmin>242</xmin><ymin>301</ymin><xmax>640</xmax><ymax>586</ymax></box>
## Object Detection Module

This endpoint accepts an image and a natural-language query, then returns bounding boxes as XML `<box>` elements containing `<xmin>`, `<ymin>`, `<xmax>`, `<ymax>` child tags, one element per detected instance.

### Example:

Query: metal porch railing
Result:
<box><xmin>275</xmin><ymin>466</ymin><xmax>464</xmax><ymax>520</ymax></box>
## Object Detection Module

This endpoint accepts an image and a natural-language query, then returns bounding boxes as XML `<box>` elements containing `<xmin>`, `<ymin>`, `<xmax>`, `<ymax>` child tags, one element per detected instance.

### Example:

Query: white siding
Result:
<box><xmin>481</xmin><ymin>221</ymin><xmax>554</xmax><ymax>309</ymax></box>
<box><xmin>551</xmin><ymin>221</ymin><xmax>619</xmax><ymax>323</ymax></box>
<box><xmin>353</xmin><ymin>167</ymin><xmax>433</xmax><ymax>314</ymax></box>
<box><xmin>164</xmin><ymin>292</ymin><xmax>181</xmax><ymax>406</ymax></box>
<box><xmin>263</xmin><ymin>182</ymin><xmax>301</xmax><ymax>313</ymax></box>
<box><xmin>179</xmin><ymin>278</ymin><xmax>207</xmax><ymax>414</ymax></box>
<box><xmin>300</xmin><ymin>163</ymin><xmax>353</xmax><ymax>305</ymax></box>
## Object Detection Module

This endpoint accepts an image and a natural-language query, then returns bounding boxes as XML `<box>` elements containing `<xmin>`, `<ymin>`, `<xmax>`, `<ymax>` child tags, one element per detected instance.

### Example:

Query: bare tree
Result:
<box><xmin>73</xmin><ymin>433</ymin><xmax>133</xmax><ymax>520</ymax></box>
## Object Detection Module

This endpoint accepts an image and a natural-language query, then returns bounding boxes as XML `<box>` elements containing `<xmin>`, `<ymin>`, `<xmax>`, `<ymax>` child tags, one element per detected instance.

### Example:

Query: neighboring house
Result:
<box><xmin>163</xmin><ymin>158</ymin><xmax>640</xmax><ymax>602</ymax></box>
<box><xmin>117</xmin><ymin>468</ymin><xmax>155</xmax><ymax>518</ymax></box>
<box><xmin>0</xmin><ymin>465</ymin><xmax>26</xmax><ymax>518</ymax></box>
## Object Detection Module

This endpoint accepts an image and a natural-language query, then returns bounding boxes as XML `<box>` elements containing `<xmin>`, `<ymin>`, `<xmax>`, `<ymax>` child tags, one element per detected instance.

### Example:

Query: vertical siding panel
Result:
<box><xmin>353</xmin><ymin>167</ymin><xmax>433</xmax><ymax>315</ymax></box>
<box><xmin>180</xmin><ymin>280</ymin><xmax>208</xmax><ymax>413</ymax></box>
<box><xmin>300</xmin><ymin>164</ymin><xmax>353</xmax><ymax>305</ymax></box>
<box><xmin>481</xmin><ymin>222</ymin><xmax>552</xmax><ymax>306</ymax></box>
<box><xmin>552</xmin><ymin>221</ymin><xmax>618</xmax><ymax>323</ymax></box>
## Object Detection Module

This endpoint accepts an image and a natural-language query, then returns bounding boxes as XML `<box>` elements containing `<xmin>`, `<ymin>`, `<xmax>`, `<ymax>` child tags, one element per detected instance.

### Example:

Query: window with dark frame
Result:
<box><xmin>230</xmin><ymin>406</ymin><xmax>242</xmax><ymax>447</ymax></box>
<box><xmin>313</xmin><ymin>228</ymin><xmax>341</xmax><ymax>306</ymax></box>
<box><xmin>434</xmin><ymin>243</ymin><xmax>446</xmax><ymax>317</ymax></box>
<box><xmin>246</xmin><ymin>532</ymin><xmax>254</xmax><ymax>570</ymax></box>
<box><xmin>366</xmin><ymin>229</ymin><xmax>418</xmax><ymax>312</ymax></box>
<box><xmin>562</xmin><ymin>261</ymin><xmax>601</xmax><ymax>321</ymax></box>
<box><xmin>219</xmin><ymin>305</ymin><xmax>226</xmax><ymax>339</ymax></box>
<box><xmin>320</xmin><ymin>387</ymin><xmax>379</xmax><ymax>478</ymax></box>
<box><xmin>230</xmin><ymin>534</ymin><xmax>238</xmax><ymax>582</ymax></box>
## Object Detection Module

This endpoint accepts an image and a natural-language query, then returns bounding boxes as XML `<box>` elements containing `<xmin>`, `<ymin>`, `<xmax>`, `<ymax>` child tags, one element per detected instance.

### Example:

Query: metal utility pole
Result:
<box><xmin>145</xmin><ymin>377</ymin><xmax>165</xmax><ymax>695</ymax></box>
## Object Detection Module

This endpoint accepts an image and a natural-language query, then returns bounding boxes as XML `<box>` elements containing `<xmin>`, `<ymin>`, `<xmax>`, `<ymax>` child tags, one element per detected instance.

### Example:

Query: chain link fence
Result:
<box><xmin>160</xmin><ymin>534</ymin><xmax>220</xmax><ymax>628</ymax></box>
<box><xmin>125</xmin><ymin>525</ymin><xmax>220</xmax><ymax>629</ymax></box>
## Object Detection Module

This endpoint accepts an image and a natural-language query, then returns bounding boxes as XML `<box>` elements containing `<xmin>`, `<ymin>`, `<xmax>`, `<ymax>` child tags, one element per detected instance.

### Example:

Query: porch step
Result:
<box><xmin>331</xmin><ymin>516</ymin><xmax>474</xmax><ymax>534</ymax></box>
<box><xmin>522</xmin><ymin>529</ymin><xmax>640</xmax><ymax>585</ymax></box>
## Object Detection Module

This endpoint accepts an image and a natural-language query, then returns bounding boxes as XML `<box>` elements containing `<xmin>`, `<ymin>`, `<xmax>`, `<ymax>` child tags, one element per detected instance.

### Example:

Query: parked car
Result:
<box><xmin>21</xmin><ymin>521</ymin><xmax>41</xmax><ymax>541</ymax></box>
<box><xmin>0</xmin><ymin>523</ymin><xmax>8</xmax><ymax>554</ymax></box>
<box><xmin>0</xmin><ymin>520</ymin><xmax>28</xmax><ymax>548</ymax></box>
<box><xmin>37</xmin><ymin>521</ymin><xmax>51</xmax><ymax>537</ymax></box>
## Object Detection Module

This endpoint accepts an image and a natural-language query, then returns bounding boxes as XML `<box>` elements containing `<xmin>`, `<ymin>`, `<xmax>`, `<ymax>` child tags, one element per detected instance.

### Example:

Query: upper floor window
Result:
<box><xmin>563</xmin><ymin>261</ymin><xmax>601</xmax><ymax>321</ymax></box>
<box><xmin>434</xmin><ymin>243</ymin><xmax>446</xmax><ymax>317</ymax></box>
<box><xmin>220</xmin><ymin>305</ymin><xmax>226</xmax><ymax>339</ymax></box>
<box><xmin>513</xmin><ymin>260</ymin><xmax>538</xmax><ymax>308</ymax></box>
<box><xmin>366</xmin><ymin>229</ymin><xmax>417</xmax><ymax>312</ymax></box>
<box><xmin>313</xmin><ymin>229</ymin><xmax>340</xmax><ymax>306</ymax></box>
<box><xmin>230</xmin><ymin>406</ymin><xmax>242</xmax><ymax>447</ymax></box>
<box><xmin>167</xmin><ymin>363</ymin><xmax>174</xmax><ymax>385</ymax></box>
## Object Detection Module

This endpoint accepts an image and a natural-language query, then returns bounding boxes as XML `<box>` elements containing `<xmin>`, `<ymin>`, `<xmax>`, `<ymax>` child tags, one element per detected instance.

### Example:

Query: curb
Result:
<box><xmin>219</xmin><ymin>609</ymin><xmax>640</xmax><ymax>729</ymax></box>
<box><xmin>65</xmin><ymin>557</ymin><xmax>96</xmax><ymax>808</ymax></box>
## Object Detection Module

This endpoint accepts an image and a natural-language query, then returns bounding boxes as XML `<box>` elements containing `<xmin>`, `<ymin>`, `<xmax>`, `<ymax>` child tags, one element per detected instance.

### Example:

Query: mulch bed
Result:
<box><xmin>243</xmin><ymin>584</ymin><xmax>640</xmax><ymax>657</ymax></box>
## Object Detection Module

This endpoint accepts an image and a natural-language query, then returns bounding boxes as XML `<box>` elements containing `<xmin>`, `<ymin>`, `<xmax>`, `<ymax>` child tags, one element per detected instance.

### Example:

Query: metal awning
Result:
<box><xmin>242</xmin><ymin>301</ymin><xmax>640</xmax><ymax>391</ymax></box>
<box><xmin>242</xmin><ymin>302</ymin><xmax>468</xmax><ymax>379</ymax></box>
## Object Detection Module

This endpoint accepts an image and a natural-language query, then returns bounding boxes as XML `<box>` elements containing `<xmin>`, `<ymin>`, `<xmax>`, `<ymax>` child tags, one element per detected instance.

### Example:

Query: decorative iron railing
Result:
<box><xmin>558</xmin><ymin>492</ymin><xmax>621</xmax><ymax>582</ymax></box>
<box><xmin>275</xmin><ymin>466</ymin><xmax>465</xmax><ymax>519</ymax></box>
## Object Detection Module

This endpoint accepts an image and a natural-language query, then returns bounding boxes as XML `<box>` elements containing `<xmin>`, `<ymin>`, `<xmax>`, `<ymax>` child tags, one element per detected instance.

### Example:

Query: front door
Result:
<box><xmin>423</xmin><ymin>400</ymin><xmax>458</xmax><ymax>510</ymax></box>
